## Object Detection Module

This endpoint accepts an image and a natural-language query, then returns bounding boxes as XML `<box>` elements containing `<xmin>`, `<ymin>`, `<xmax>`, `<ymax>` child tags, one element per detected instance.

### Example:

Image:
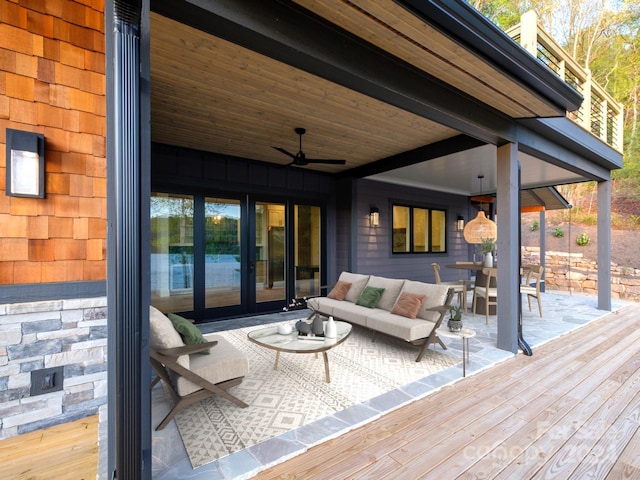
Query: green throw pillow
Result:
<box><xmin>355</xmin><ymin>286</ymin><xmax>385</xmax><ymax>308</ymax></box>
<box><xmin>167</xmin><ymin>313</ymin><xmax>210</xmax><ymax>354</ymax></box>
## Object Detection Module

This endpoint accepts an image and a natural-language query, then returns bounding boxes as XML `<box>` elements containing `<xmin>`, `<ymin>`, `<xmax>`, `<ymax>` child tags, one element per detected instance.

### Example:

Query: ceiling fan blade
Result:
<box><xmin>272</xmin><ymin>146</ymin><xmax>296</xmax><ymax>159</ymax></box>
<box><xmin>305</xmin><ymin>159</ymin><xmax>346</xmax><ymax>165</ymax></box>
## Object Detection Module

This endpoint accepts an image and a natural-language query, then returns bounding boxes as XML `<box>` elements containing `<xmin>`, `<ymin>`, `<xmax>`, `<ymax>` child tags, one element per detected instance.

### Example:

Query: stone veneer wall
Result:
<box><xmin>522</xmin><ymin>247</ymin><xmax>640</xmax><ymax>302</ymax></box>
<box><xmin>0</xmin><ymin>296</ymin><xmax>107</xmax><ymax>440</ymax></box>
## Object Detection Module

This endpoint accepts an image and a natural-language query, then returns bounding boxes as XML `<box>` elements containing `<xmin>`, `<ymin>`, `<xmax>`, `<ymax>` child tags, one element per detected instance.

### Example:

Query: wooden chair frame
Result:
<box><xmin>431</xmin><ymin>263</ymin><xmax>468</xmax><ymax>311</ymax></box>
<box><xmin>150</xmin><ymin>341</ymin><xmax>248</xmax><ymax>431</ymax></box>
<box><xmin>472</xmin><ymin>267</ymin><xmax>497</xmax><ymax>324</ymax></box>
<box><xmin>521</xmin><ymin>264</ymin><xmax>544</xmax><ymax>317</ymax></box>
<box><xmin>413</xmin><ymin>288</ymin><xmax>456</xmax><ymax>362</ymax></box>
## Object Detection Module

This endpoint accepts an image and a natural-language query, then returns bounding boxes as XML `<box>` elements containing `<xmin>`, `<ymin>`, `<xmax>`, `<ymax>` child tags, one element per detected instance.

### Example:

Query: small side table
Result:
<box><xmin>436</xmin><ymin>327</ymin><xmax>476</xmax><ymax>377</ymax></box>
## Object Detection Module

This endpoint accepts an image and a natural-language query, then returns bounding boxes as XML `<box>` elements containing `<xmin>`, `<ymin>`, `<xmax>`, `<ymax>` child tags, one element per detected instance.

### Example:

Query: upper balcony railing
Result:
<box><xmin>507</xmin><ymin>11</ymin><xmax>624</xmax><ymax>153</ymax></box>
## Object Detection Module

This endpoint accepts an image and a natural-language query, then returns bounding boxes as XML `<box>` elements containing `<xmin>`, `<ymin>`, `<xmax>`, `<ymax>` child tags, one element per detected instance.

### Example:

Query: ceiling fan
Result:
<box><xmin>273</xmin><ymin>128</ymin><xmax>346</xmax><ymax>166</ymax></box>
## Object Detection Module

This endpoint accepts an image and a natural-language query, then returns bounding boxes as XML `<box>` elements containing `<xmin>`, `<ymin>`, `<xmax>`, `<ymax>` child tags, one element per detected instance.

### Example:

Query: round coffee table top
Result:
<box><xmin>247</xmin><ymin>320</ymin><xmax>352</xmax><ymax>353</ymax></box>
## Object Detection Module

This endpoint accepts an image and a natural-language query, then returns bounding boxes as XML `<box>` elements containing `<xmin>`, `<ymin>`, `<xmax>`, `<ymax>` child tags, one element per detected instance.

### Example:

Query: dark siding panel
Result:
<box><xmin>151</xmin><ymin>143</ymin><xmax>335</xmax><ymax>200</ymax></box>
<box><xmin>353</xmin><ymin>179</ymin><xmax>471</xmax><ymax>283</ymax></box>
<box><xmin>203</xmin><ymin>156</ymin><xmax>227</xmax><ymax>180</ymax></box>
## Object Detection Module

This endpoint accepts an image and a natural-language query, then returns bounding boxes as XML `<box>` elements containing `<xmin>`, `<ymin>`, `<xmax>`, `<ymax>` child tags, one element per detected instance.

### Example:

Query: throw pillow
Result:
<box><xmin>167</xmin><ymin>313</ymin><xmax>210</xmax><ymax>354</ymax></box>
<box><xmin>327</xmin><ymin>280</ymin><xmax>352</xmax><ymax>300</ymax></box>
<box><xmin>355</xmin><ymin>286</ymin><xmax>385</xmax><ymax>308</ymax></box>
<box><xmin>391</xmin><ymin>292</ymin><xmax>426</xmax><ymax>319</ymax></box>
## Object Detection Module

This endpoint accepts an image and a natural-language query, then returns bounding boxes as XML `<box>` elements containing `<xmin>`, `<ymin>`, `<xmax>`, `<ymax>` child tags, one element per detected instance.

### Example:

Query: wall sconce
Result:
<box><xmin>369</xmin><ymin>207</ymin><xmax>380</xmax><ymax>227</ymax></box>
<box><xmin>6</xmin><ymin>129</ymin><xmax>45</xmax><ymax>198</ymax></box>
<box><xmin>456</xmin><ymin>215</ymin><xmax>464</xmax><ymax>231</ymax></box>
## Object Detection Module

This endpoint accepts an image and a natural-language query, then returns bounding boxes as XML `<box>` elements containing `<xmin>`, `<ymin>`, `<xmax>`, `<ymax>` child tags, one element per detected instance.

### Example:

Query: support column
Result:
<box><xmin>496</xmin><ymin>143</ymin><xmax>519</xmax><ymax>353</ymax></box>
<box><xmin>106</xmin><ymin>0</ymin><xmax>151</xmax><ymax>479</ymax></box>
<box><xmin>597</xmin><ymin>179</ymin><xmax>612</xmax><ymax>310</ymax></box>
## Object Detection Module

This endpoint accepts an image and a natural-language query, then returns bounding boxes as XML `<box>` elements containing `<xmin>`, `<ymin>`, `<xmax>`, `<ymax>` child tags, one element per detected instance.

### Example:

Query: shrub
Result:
<box><xmin>530</xmin><ymin>220</ymin><xmax>539</xmax><ymax>231</ymax></box>
<box><xmin>553</xmin><ymin>227</ymin><xmax>564</xmax><ymax>238</ymax></box>
<box><xmin>576</xmin><ymin>232</ymin><xmax>590</xmax><ymax>246</ymax></box>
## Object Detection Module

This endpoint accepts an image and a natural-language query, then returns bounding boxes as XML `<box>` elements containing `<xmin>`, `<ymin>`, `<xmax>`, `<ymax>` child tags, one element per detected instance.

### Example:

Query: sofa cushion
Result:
<box><xmin>149</xmin><ymin>306</ymin><xmax>189</xmax><ymax>369</ymax></box>
<box><xmin>390</xmin><ymin>292</ymin><xmax>426</xmax><ymax>319</ymax></box>
<box><xmin>168</xmin><ymin>313</ymin><xmax>210</xmax><ymax>354</ymax></box>
<box><xmin>365</xmin><ymin>275</ymin><xmax>405</xmax><ymax>311</ymax></box>
<box><xmin>331</xmin><ymin>302</ymin><xmax>382</xmax><ymax>327</ymax></box>
<box><xmin>356</xmin><ymin>286</ymin><xmax>385</xmax><ymax>308</ymax></box>
<box><xmin>326</xmin><ymin>280</ymin><xmax>352</xmax><ymax>300</ymax></box>
<box><xmin>366</xmin><ymin>311</ymin><xmax>435</xmax><ymax>342</ymax></box>
<box><xmin>400</xmin><ymin>281</ymin><xmax>451</xmax><ymax>322</ymax></box>
<box><xmin>174</xmin><ymin>333</ymin><xmax>249</xmax><ymax>397</ymax></box>
<box><xmin>338</xmin><ymin>272</ymin><xmax>370</xmax><ymax>303</ymax></box>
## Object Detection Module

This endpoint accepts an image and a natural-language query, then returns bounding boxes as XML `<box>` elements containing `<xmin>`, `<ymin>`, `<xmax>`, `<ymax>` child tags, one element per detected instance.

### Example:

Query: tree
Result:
<box><xmin>470</xmin><ymin>0</ymin><xmax>640</xmax><ymax>218</ymax></box>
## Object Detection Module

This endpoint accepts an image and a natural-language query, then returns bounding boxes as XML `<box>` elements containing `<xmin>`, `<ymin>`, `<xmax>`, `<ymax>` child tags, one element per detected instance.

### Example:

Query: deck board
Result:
<box><xmin>0</xmin><ymin>415</ymin><xmax>98</xmax><ymax>480</ymax></box>
<box><xmin>256</xmin><ymin>304</ymin><xmax>640</xmax><ymax>479</ymax></box>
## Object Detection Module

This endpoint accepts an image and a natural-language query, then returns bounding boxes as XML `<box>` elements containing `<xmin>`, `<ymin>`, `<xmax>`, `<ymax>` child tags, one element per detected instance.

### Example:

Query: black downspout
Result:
<box><xmin>106</xmin><ymin>0</ymin><xmax>151</xmax><ymax>479</ymax></box>
<box><xmin>518</xmin><ymin>162</ymin><xmax>532</xmax><ymax>356</ymax></box>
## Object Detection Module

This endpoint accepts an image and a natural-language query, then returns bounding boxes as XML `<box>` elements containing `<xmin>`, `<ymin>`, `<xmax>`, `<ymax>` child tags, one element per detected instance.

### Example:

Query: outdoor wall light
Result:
<box><xmin>456</xmin><ymin>215</ymin><xmax>465</xmax><ymax>231</ymax></box>
<box><xmin>369</xmin><ymin>206</ymin><xmax>380</xmax><ymax>227</ymax></box>
<box><xmin>6</xmin><ymin>129</ymin><xmax>45</xmax><ymax>198</ymax></box>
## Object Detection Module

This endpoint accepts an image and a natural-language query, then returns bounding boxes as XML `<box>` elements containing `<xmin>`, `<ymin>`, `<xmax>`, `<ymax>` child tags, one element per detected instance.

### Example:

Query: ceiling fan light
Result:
<box><xmin>463</xmin><ymin>210</ymin><xmax>497</xmax><ymax>244</ymax></box>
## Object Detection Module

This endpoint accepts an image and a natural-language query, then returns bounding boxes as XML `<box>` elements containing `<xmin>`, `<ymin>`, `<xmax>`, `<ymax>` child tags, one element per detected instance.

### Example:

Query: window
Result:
<box><xmin>392</xmin><ymin>204</ymin><xmax>447</xmax><ymax>254</ymax></box>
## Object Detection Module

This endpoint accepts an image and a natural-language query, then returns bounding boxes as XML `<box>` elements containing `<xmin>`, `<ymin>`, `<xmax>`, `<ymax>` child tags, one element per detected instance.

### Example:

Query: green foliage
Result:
<box><xmin>576</xmin><ymin>232</ymin><xmax>590</xmax><ymax>246</ymax></box>
<box><xmin>449</xmin><ymin>305</ymin><xmax>463</xmax><ymax>321</ymax></box>
<box><xmin>530</xmin><ymin>219</ymin><xmax>539</xmax><ymax>231</ymax></box>
<box><xmin>553</xmin><ymin>227</ymin><xmax>564</xmax><ymax>238</ymax></box>
<box><xmin>479</xmin><ymin>237</ymin><xmax>496</xmax><ymax>254</ymax></box>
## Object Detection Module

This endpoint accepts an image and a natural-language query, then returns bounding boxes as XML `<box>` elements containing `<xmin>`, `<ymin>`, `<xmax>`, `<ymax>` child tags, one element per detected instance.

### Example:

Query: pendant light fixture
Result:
<box><xmin>463</xmin><ymin>175</ymin><xmax>497</xmax><ymax>244</ymax></box>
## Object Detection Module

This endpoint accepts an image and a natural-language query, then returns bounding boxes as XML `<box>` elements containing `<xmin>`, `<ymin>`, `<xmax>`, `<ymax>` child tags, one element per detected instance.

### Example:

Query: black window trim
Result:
<box><xmin>391</xmin><ymin>202</ymin><xmax>448</xmax><ymax>254</ymax></box>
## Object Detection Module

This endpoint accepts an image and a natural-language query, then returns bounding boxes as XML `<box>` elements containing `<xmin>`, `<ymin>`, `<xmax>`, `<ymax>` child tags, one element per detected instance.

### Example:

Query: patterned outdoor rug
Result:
<box><xmin>172</xmin><ymin>321</ymin><xmax>460</xmax><ymax>468</ymax></box>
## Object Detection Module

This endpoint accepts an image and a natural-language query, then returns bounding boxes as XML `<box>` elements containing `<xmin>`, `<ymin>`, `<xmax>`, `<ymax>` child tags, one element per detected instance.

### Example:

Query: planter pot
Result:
<box><xmin>448</xmin><ymin>319</ymin><xmax>463</xmax><ymax>332</ymax></box>
<box><xmin>484</xmin><ymin>252</ymin><xmax>494</xmax><ymax>268</ymax></box>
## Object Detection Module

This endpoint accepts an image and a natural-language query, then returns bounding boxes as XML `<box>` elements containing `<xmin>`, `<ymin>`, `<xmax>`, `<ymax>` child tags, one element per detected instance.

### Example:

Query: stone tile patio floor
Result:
<box><xmin>97</xmin><ymin>291</ymin><xmax>629</xmax><ymax>479</ymax></box>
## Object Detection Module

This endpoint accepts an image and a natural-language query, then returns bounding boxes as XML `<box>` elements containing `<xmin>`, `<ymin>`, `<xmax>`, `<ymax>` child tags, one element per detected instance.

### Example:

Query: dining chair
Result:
<box><xmin>472</xmin><ymin>267</ymin><xmax>497</xmax><ymax>324</ymax></box>
<box><xmin>520</xmin><ymin>264</ymin><xmax>544</xmax><ymax>317</ymax></box>
<box><xmin>431</xmin><ymin>263</ymin><xmax>468</xmax><ymax>311</ymax></box>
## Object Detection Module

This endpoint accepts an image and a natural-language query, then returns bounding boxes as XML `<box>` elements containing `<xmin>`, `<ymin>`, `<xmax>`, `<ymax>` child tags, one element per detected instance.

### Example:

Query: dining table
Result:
<box><xmin>446</xmin><ymin>262</ymin><xmax>495</xmax><ymax>314</ymax></box>
<box><xmin>446</xmin><ymin>263</ymin><xmax>535</xmax><ymax>316</ymax></box>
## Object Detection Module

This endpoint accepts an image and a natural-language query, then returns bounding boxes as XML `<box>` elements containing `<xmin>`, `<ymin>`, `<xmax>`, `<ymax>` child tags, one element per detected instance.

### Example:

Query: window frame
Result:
<box><xmin>391</xmin><ymin>202</ymin><xmax>448</xmax><ymax>254</ymax></box>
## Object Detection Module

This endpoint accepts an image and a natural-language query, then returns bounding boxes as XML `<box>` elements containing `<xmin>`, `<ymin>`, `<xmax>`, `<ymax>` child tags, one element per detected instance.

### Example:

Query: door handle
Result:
<box><xmin>248</xmin><ymin>261</ymin><xmax>254</xmax><ymax>273</ymax></box>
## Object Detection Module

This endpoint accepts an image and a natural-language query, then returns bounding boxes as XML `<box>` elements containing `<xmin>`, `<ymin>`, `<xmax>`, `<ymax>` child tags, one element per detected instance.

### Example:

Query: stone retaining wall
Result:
<box><xmin>522</xmin><ymin>247</ymin><xmax>640</xmax><ymax>302</ymax></box>
<box><xmin>0</xmin><ymin>297</ymin><xmax>107</xmax><ymax>440</ymax></box>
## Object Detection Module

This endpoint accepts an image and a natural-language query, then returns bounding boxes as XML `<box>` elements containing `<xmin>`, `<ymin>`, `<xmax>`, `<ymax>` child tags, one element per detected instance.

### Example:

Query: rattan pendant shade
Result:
<box><xmin>463</xmin><ymin>210</ymin><xmax>497</xmax><ymax>244</ymax></box>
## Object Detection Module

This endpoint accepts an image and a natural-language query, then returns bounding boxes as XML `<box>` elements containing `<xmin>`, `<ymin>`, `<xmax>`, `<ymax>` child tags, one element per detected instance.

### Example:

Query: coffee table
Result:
<box><xmin>247</xmin><ymin>320</ymin><xmax>352</xmax><ymax>383</ymax></box>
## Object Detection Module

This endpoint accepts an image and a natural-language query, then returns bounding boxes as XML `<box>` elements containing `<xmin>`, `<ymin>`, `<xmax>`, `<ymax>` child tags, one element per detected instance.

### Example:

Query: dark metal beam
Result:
<box><xmin>152</xmin><ymin>0</ymin><xmax>514</xmax><ymax>145</ymax></box>
<box><xmin>341</xmin><ymin>135</ymin><xmax>486</xmax><ymax>179</ymax></box>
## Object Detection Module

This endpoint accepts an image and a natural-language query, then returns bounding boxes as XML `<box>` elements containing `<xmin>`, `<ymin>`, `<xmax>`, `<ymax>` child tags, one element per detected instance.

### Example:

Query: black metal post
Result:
<box><xmin>106</xmin><ymin>0</ymin><xmax>151</xmax><ymax>478</ymax></box>
<box><xmin>518</xmin><ymin>161</ymin><xmax>532</xmax><ymax>356</ymax></box>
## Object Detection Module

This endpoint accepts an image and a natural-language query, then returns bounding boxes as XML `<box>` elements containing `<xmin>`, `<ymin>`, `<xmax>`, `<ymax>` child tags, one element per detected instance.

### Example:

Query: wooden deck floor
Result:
<box><xmin>0</xmin><ymin>415</ymin><xmax>98</xmax><ymax>480</ymax></box>
<box><xmin>1</xmin><ymin>306</ymin><xmax>638</xmax><ymax>479</ymax></box>
<box><xmin>256</xmin><ymin>304</ymin><xmax>640</xmax><ymax>479</ymax></box>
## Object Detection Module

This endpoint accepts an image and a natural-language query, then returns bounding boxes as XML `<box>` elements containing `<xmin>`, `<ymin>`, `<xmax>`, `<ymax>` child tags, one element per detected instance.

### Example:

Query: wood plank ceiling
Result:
<box><xmin>150</xmin><ymin>13</ymin><xmax>457</xmax><ymax>173</ymax></box>
<box><xmin>149</xmin><ymin>2</ymin><xmax>567</xmax><ymax>178</ymax></box>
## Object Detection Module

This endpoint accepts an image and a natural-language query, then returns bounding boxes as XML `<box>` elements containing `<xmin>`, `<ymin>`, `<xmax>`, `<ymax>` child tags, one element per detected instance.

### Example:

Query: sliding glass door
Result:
<box><xmin>150</xmin><ymin>193</ymin><xmax>194</xmax><ymax>313</ymax></box>
<box><xmin>294</xmin><ymin>205</ymin><xmax>321</xmax><ymax>298</ymax></box>
<box><xmin>204</xmin><ymin>198</ymin><xmax>241</xmax><ymax>309</ymax></box>
<box><xmin>151</xmin><ymin>192</ymin><xmax>323</xmax><ymax>320</ymax></box>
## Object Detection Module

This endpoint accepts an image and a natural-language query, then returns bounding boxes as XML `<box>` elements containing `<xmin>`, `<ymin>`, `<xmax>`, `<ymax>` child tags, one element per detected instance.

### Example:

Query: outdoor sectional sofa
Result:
<box><xmin>306</xmin><ymin>271</ymin><xmax>455</xmax><ymax>362</ymax></box>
